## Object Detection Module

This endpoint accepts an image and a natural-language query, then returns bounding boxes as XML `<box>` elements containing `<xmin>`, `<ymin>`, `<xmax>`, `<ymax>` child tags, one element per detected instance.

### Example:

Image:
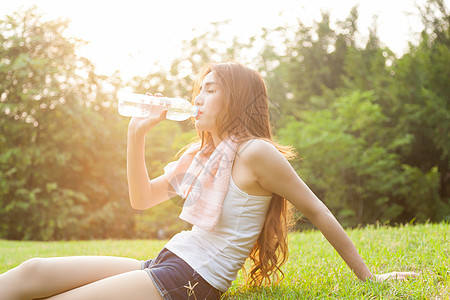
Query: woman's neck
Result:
<box><xmin>210</xmin><ymin>132</ymin><xmax>228</xmax><ymax>148</ymax></box>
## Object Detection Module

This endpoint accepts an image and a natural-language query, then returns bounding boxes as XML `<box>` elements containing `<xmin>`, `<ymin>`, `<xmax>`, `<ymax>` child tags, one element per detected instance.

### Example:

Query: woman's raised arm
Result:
<box><xmin>126</xmin><ymin>93</ymin><xmax>173</xmax><ymax>210</ymax></box>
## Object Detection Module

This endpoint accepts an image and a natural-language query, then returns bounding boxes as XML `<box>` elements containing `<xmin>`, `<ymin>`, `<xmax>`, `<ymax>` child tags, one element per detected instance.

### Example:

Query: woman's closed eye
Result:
<box><xmin>207</xmin><ymin>90</ymin><xmax>215</xmax><ymax>93</ymax></box>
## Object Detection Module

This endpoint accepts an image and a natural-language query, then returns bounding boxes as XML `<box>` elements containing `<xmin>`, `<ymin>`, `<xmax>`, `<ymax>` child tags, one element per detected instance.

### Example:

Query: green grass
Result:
<box><xmin>1</xmin><ymin>223</ymin><xmax>448</xmax><ymax>299</ymax></box>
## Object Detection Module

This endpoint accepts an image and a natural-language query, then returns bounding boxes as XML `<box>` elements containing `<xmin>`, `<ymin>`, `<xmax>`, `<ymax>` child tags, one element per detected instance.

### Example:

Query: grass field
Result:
<box><xmin>1</xmin><ymin>223</ymin><xmax>448</xmax><ymax>299</ymax></box>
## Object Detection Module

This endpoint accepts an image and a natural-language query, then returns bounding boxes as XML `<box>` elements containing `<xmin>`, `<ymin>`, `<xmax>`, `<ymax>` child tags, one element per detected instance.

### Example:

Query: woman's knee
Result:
<box><xmin>0</xmin><ymin>257</ymin><xmax>45</xmax><ymax>299</ymax></box>
<box><xmin>18</xmin><ymin>257</ymin><xmax>46</xmax><ymax>276</ymax></box>
<box><xmin>15</xmin><ymin>257</ymin><xmax>52</xmax><ymax>290</ymax></box>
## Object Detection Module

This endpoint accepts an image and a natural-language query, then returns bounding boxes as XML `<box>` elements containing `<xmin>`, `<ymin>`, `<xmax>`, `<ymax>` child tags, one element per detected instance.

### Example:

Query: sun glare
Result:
<box><xmin>0</xmin><ymin>0</ymin><xmax>433</xmax><ymax>79</ymax></box>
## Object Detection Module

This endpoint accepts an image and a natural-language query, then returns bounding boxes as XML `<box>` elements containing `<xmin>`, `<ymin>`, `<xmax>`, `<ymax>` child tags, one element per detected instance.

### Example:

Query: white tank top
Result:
<box><xmin>164</xmin><ymin>174</ymin><xmax>272</xmax><ymax>292</ymax></box>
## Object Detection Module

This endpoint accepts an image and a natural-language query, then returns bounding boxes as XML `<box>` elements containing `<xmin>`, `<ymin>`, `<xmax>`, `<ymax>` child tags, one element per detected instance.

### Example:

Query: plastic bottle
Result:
<box><xmin>118</xmin><ymin>93</ymin><xmax>198</xmax><ymax>121</ymax></box>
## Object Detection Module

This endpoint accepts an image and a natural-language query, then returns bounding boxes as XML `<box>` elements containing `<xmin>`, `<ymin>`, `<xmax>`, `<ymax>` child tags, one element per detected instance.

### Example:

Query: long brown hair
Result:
<box><xmin>186</xmin><ymin>62</ymin><xmax>297</xmax><ymax>286</ymax></box>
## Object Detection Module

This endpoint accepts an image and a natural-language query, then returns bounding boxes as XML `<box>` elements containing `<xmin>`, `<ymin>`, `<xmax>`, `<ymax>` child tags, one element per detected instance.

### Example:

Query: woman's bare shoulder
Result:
<box><xmin>238</xmin><ymin>138</ymin><xmax>279</xmax><ymax>161</ymax></box>
<box><xmin>238</xmin><ymin>138</ymin><xmax>297</xmax><ymax>197</ymax></box>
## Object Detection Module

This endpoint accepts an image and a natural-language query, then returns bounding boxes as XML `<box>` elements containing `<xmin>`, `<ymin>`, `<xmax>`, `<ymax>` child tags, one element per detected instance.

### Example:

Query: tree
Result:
<box><xmin>278</xmin><ymin>90</ymin><xmax>445</xmax><ymax>226</ymax></box>
<box><xmin>0</xmin><ymin>7</ymin><xmax>132</xmax><ymax>240</ymax></box>
<box><xmin>390</xmin><ymin>0</ymin><xmax>449</xmax><ymax>202</ymax></box>
<box><xmin>263</xmin><ymin>1</ymin><xmax>449</xmax><ymax>225</ymax></box>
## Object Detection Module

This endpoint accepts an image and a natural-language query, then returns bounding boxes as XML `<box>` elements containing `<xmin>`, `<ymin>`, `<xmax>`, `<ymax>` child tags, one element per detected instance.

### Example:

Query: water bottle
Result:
<box><xmin>118</xmin><ymin>93</ymin><xmax>198</xmax><ymax>121</ymax></box>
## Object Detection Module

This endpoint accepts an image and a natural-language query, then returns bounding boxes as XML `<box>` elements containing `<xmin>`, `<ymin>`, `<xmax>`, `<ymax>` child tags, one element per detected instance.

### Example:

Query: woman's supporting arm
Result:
<box><xmin>245</xmin><ymin>139</ymin><xmax>418</xmax><ymax>282</ymax></box>
<box><xmin>308</xmin><ymin>207</ymin><xmax>372</xmax><ymax>280</ymax></box>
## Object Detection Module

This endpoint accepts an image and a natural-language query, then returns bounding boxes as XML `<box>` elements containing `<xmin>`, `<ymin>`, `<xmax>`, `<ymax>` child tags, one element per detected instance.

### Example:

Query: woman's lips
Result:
<box><xmin>196</xmin><ymin>111</ymin><xmax>202</xmax><ymax>119</ymax></box>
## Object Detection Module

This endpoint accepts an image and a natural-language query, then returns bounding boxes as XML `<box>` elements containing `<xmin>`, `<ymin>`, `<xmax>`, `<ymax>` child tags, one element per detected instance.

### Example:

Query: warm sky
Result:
<box><xmin>1</xmin><ymin>0</ymin><xmax>444</xmax><ymax>80</ymax></box>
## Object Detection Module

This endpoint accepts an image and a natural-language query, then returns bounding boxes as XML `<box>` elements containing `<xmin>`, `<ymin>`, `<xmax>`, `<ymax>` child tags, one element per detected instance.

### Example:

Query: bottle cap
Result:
<box><xmin>193</xmin><ymin>105</ymin><xmax>199</xmax><ymax>117</ymax></box>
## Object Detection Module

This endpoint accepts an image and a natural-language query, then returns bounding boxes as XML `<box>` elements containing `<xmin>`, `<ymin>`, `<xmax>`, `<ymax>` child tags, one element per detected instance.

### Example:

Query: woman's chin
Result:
<box><xmin>194</xmin><ymin>124</ymin><xmax>205</xmax><ymax>132</ymax></box>
<box><xmin>194</xmin><ymin>120</ymin><xmax>207</xmax><ymax>131</ymax></box>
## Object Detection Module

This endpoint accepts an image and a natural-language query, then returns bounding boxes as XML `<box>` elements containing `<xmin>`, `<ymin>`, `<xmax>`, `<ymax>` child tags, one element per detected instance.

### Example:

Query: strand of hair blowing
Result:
<box><xmin>241</xmin><ymin>139</ymin><xmax>297</xmax><ymax>287</ymax></box>
<box><xmin>245</xmin><ymin>194</ymin><xmax>295</xmax><ymax>286</ymax></box>
<box><xmin>190</xmin><ymin>62</ymin><xmax>298</xmax><ymax>287</ymax></box>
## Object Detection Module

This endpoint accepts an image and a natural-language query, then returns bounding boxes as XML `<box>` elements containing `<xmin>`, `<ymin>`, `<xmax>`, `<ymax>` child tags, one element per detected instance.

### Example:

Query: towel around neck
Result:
<box><xmin>163</xmin><ymin>136</ymin><xmax>240</xmax><ymax>231</ymax></box>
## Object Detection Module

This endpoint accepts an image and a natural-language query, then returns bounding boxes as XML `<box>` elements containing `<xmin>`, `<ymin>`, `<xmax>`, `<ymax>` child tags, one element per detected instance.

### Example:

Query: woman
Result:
<box><xmin>0</xmin><ymin>62</ymin><xmax>417</xmax><ymax>300</ymax></box>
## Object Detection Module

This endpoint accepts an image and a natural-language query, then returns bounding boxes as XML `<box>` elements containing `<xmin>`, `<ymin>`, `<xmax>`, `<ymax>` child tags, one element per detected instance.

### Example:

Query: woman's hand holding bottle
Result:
<box><xmin>128</xmin><ymin>93</ymin><xmax>168</xmax><ymax>137</ymax></box>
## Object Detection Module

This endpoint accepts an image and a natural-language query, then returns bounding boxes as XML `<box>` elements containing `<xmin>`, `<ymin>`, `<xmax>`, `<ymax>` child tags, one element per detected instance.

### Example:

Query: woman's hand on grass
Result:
<box><xmin>373</xmin><ymin>271</ymin><xmax>420</xmax><ymax>282</ymax></box>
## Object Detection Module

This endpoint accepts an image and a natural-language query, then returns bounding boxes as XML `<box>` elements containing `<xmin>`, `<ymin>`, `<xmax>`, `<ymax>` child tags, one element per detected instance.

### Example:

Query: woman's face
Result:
<box><xmin>194</xmin><ymin>71</ymin><xmax>223</xmax><ymax>135</ymax></box>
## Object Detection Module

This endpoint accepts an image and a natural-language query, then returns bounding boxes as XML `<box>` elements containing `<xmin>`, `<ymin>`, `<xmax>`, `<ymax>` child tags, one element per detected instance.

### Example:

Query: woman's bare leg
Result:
<box><xmin>0</xmin><ymin>256</ymin><xmax>159</xmax><ymax>300</ymax></box>
<box><xmin>41</xmin><ymin>270</ymin><xmax>162</xmax><ymax>300</ymax></box>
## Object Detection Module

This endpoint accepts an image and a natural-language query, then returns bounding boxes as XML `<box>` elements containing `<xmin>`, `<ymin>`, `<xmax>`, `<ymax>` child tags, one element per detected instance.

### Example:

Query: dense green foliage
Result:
<box><xmin>0</xmin><ymin>8</ymin><xmax>194</xmax><ymax>240</ymax></box>
<box><xmin>0</xmin><ymin>1</ymin><xmax>449</xmax><ymax>240</ymax></box>
<box><xmin>272</xmin><ymin>1</ymin><xmax>450</xmax><ymax>227</ymax></box>
<box><xmin>0</xmin><ymin>9</ymin><xmax>135</xmax><ymax>240</ymax></box>
<box><xmin>1</xmin><ymin>223</ymin><xmax>448</xmax><ymax>298</ymax></box>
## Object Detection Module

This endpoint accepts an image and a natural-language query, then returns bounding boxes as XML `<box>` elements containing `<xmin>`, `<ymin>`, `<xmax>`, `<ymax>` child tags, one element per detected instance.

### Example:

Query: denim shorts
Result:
<box><xmin>141</xmin><ymin>248</ymin><xmax>223</xmax><ymax>300</ymax></box>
